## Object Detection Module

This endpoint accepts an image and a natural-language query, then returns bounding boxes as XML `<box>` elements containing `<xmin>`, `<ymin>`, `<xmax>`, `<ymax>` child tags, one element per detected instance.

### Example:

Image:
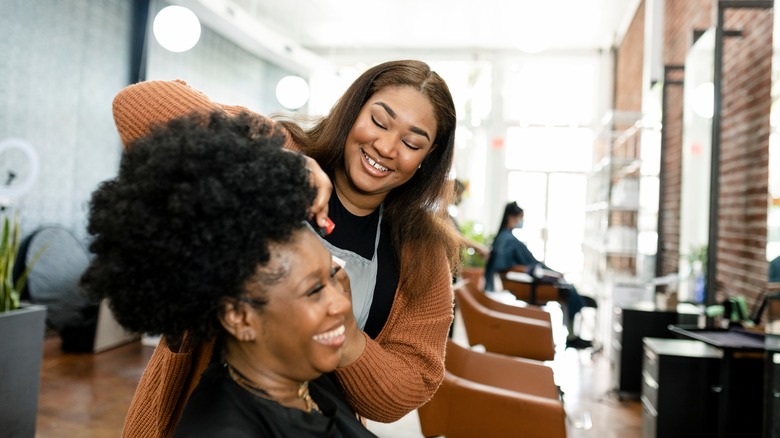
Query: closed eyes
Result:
<box><xmin>306</xmin><ymin>265</ymin><xmax>341</xmax><ymax>296</ymax></box>
<box><xmin>370</xmin><ymin>116</ymin><xmax>422</xmax><ymax>151</ymax></box>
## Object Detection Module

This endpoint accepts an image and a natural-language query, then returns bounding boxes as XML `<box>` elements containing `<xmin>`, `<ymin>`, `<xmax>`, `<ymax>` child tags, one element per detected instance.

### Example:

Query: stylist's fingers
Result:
<box><xmin>304</xmin><ymin>156</ymin><xmax>332</xmax><ymax>228</ymax></box>
<box><xmin>334</xmin><ymin>264</ymin><xmax>366</xmax><ymax>367</ymax></box>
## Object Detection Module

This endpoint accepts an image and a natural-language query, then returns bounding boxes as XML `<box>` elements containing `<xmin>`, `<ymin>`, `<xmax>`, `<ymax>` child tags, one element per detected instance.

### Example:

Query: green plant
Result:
<box><xmin>0</xmin><ymin>210</ymin><xmax>41</xmax><ymax>312</ymax></box>
<box><xmin>459</xmin><ymin>220</ymin><xmax>493</xmax><ymax>268</ymax></box>
<box><xmin>686</xmin><ymin>244</ymin><xmax>707</xmax><ymax>273</ymax></box>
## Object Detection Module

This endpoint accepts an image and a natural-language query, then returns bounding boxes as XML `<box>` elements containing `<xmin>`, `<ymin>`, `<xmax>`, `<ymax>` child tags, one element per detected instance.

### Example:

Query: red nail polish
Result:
<box><xmin>324</xmin><ymin>217</ymin><xmax>335</xmax><ymax>235</ymax></box>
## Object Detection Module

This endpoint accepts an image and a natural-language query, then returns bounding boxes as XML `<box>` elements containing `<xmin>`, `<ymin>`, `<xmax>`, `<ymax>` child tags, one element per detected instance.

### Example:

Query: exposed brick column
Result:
<box><xmin>713</xmin><ymin>5</ymin><xmax>772</xmax><ymax>305</ymax></box>
<box><xmin>657</xmin><ymin>65</ymin><xmax>685</xmax><ymax>278</ymax></box>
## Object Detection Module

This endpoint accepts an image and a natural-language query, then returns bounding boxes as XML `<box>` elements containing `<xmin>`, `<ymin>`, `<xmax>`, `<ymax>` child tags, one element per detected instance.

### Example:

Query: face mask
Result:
<box><xmin>514</xmin><ymin>219</ymin><xmax>524</xmax><ymax>229</ymax></box>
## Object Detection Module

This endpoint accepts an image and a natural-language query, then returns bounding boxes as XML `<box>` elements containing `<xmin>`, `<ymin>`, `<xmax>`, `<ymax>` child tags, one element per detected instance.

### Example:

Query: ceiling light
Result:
<box><xmin>153</xmin><ymin>6</ymin><xmax>201</xmax><ymax>53</ymax></box>
<box><xmin>276</xmin><ymin>76</ymin><xmax>310</xmax><ymax>110</ymax></box>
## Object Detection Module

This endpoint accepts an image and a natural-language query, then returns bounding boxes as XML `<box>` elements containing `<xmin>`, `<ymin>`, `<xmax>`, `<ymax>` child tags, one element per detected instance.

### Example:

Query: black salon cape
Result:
<box><xmin>173</xmin><ymin>363</ymin><xmax>377</xmax><ymax>438</ymax></box>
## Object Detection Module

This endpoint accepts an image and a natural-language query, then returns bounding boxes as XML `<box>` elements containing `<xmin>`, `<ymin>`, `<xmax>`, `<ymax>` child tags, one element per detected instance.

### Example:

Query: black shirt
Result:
<box><xmin>324</xmin><ymin>195</ymin><xmax>398</xmax><ymax>339</ymax></box>
<box><xmin>173</xmin><ymin>364</ymin><xmax>377</xmax><ymax>438</ymax></box>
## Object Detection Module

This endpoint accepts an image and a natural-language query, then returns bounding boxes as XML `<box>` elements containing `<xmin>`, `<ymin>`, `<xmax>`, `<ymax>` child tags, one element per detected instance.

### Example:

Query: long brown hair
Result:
<box><xmin>280</xmin><ymin>60</ymin><xmax>461</xmax><ymax>282</ymax></box>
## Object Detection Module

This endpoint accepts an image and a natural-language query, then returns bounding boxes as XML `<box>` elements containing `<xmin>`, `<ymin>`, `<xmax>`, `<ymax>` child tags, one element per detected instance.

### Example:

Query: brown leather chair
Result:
<box><xmin>502</xmin><ymin>277</ymin><xmax>561</xmax><ymax>304</ymax></box>
<box><xmin>454</xmin><ymin>283</ymin><xmax>555</xmax><ymax>361</ymax></box>
<box><xmin>460</xmin><ymin>279</ymin><xmax>551</xmax><ymax>324</ymax></box>
<box><xmin>418</xmin><ymin>340</ymin><xmax>566</xmax><ymax>438</ymax></box>
<box><xmin>500</xmin><ymin>264</ymin><xmax>562</xmax><ymax>304</ymax></box>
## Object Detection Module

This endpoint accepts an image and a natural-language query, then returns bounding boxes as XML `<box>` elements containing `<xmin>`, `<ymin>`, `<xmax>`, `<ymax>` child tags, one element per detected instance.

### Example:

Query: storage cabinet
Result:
<box><xmin>612</xmin><ymin>304</ymin><xmax>698</xmax><ymax>395</ymax></box>
<box><xmin>767</xmin><ymin>334</ymin><xmax>780</xmax><ymax>437</ymax></box>
<box><xmin>641</xmin><ymin>338</ymin><xmax>721</xmax><ymax>438</ymax></box>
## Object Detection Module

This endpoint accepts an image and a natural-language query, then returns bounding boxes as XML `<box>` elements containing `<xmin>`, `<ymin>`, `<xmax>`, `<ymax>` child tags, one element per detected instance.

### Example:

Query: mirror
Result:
<box><xmin>678</xmin><ymin>29</ymin><xmax>715</xmax><ymax>303</ymax></box>
<box><xmin>769</xmin><ymin>9</ymin><xmax>780</xmax><ymax>284</ymax></box>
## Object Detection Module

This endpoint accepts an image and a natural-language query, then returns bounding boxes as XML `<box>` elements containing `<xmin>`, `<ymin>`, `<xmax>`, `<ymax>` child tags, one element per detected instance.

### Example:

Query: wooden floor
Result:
<box><xmin>36</xmin><ymin>335</ymin><xmax>153</xmax><ymax>438</ymax></box>
<box><xmin>35</xmin><ymin>317</ymin><xmax>642</xmax><ymax>438</ymax></box>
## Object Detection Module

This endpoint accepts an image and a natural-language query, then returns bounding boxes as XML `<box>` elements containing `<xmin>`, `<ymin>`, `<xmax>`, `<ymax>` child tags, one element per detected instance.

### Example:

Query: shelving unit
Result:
<box><xmin>583</xmin><ymin>110</ymin><xmax>661</xmax><ymax>351</ymax></box>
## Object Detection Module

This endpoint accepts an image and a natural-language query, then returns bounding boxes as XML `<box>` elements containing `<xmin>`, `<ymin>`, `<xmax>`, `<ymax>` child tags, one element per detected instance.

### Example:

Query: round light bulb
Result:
<box><xmin>276</xmin><ymin>76</ymin><xmax>310</xmax><ymax>110</ymax></box>
<box><xmin>153</xmin><ymin>6</ymin><xmax>201</xmax><ymax>53</ymax></box>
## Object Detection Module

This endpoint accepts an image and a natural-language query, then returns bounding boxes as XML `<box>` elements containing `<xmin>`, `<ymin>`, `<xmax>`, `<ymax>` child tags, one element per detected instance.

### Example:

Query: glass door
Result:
<box><xmin>507</xmin><ymin>171</ymin><xmax>587</xmax><ymax>283</ymax></box>
<box><xmin>504</xmin><ymin>126</ymin><xmax>592</xmax><ymax>282</ymax></box>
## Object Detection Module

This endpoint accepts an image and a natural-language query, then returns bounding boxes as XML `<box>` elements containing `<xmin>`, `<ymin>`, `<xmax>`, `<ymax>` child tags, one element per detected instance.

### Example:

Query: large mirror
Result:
<box><xmin>769</xmin><ymin>10</ymin><xmax>780</xmax><ymax>284</ymax></box>
<box><xmin>678</xmin><ymin>29</ymin><xmax>715</xmax><ymax>303</ymax></box>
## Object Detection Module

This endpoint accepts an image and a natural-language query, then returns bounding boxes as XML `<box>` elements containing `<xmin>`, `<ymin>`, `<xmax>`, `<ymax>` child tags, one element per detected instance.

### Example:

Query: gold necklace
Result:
<box><xmin>225</xmin><ymin>363</ymin><xmax>320</xmax><ymax>414</ymax></box>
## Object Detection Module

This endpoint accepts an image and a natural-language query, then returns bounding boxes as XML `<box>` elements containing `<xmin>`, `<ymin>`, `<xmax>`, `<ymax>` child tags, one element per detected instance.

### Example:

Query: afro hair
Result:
<box><xmin>81</xmin><ymin>111</ymin><xmax>316</xmax><ymax>342</ymax></box>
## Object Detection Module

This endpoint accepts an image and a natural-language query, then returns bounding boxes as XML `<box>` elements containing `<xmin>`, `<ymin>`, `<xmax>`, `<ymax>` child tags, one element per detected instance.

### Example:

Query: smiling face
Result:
<box><xmin>337</xmin><ymin>86</ymin><xmax>438</xmax><ymax>214</ymax></box>
<box><xmin>242</xmin><ymin>229</ymin><xmax>351</xmax><ymax>382</ymax></box>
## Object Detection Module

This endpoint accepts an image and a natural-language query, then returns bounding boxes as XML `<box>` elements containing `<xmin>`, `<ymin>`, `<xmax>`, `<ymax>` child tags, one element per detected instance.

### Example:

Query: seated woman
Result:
<box><xmin>484</xmin><ymin>201</ymin><xmax>593</xmax><ymax>350</ymax></box>
<box><xmin>81</xmin><ymin>111</ymin><xmax>376</xmax><ymax>437</ymax></box>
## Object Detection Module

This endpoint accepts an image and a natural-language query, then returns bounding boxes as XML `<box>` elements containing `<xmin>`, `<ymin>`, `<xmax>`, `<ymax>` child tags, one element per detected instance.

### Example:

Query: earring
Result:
<box><xmin>240</xmin><ymin>330</ymin><xmax>255</xmax><ymax>342</ymax></box>
<box><xmin>418</xmin><ymin>163</ymin><xmax>422</xmax><ymax>169</ymax></box>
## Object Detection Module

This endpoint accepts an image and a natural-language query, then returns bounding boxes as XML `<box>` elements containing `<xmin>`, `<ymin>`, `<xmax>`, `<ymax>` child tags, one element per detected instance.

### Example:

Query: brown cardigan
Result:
<box><xmin>122</xmin><ymin>244</ymin><xmax>454</xmax><ymax>438</ymax></box>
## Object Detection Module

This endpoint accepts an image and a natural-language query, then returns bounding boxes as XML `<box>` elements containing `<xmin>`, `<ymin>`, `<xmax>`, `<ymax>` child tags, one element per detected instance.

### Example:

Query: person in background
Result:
<box><xmin>112</xmin><ymin>59</ymin><xmax>461</xmax><ymax>436</ymax></box>
<box><xmin>770</xmin><ymin>255</ymin><xmax>780</xmax><ymax>283</ymax></box>
<box><xmin>484</xmin><ymin>201</ymin><xmax>593</xmax><ymax>349</ymax></box>
<box><xmin>81</xmin><ymin>112</ymin><xmax>375</xmax><ymax>437</ymax></box>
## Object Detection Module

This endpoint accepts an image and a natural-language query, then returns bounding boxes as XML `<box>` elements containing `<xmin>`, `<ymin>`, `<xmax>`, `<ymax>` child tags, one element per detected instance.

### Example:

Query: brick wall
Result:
<box><xmin>658</xmin><ymin>68</ymin><xmax>684</xmax><ymax>277</ymax></box>
<box><xmin>716</xmin><ymin>8</ymin><xmax>772</xmax><ymax>304</ymax></box>
<box><xmin>663</xmin><ymin>0</ymin><xmax>713</xmax><ymax>66</ymax></box>
<box><xmin>616</xmin><ymin>1</ymin><xmax>773</xmax><ymax>311</ymax></box>
<box><xmin>614</xmin><ymin>1</ymin><xmax>645</xmax><ymax>114</ymax></box>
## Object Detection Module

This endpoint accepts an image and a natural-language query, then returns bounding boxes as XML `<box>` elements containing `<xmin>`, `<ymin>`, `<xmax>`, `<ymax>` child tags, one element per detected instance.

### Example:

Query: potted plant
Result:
<box><xmin>0</xmin><ymin>209</ymin><xmax>47</xmax><ymax>437</ymax></box>
<box><xmin>459</xmin><ymin>220</ymin><xmax>492</xmax><ymax>289</ymax></box>
<box><xmin>686</xmin><ymin>244</ymin><xmax>707</xmax><ymax>304</ymax></box>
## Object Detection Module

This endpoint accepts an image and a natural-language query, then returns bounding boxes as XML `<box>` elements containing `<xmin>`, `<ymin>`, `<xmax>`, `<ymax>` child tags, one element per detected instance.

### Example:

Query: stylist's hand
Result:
<box><xmin>304</xmin><ymin>156</ymin><xmax>332</xmax><ymax>229</ymax></box>
<box><xmin>334</xmin><ymin>265</ymin><xmax>366</xmax><ymax>367</ymax></box>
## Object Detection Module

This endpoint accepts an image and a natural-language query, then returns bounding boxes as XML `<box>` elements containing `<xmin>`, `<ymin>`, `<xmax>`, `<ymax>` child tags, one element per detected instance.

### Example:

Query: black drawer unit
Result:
<box><xmin>766</xmin><ymin>334</ymin><xmax>780</xmax><ymax>438</ymax></box>
<box><xmin>612</xmin><ymin>304</ymin><xmax>699</xmax><ymax>395</ymax></box>
<box><xmin>641</xmin><ymin>338</ymin><xmax>721</xmax><ymax>438</ymax></box>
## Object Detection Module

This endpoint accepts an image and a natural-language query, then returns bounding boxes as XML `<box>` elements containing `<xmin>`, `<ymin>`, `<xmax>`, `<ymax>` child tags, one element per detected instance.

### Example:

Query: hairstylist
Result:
<box><xmin>114</xmin><ymin>60</ymin><xmax>461</xmax><ymax>437</ymax></box>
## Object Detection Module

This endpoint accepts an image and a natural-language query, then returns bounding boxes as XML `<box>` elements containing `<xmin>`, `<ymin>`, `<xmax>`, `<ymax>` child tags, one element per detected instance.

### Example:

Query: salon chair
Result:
<box><xmin>500</xmin><ymin>265</ymin><xmax>561</xmax><ymax>305</ymax></box>
<box><xmin>418</xmin><ymin>340</ymin><xmax>566</xmax><ymax>438</ymax></box>
<box><xmin>454</xmin><ymin>282</ymin><xmax>555</xmax><ymax>361</ymax></box>
<box><xmin>460</xmin><ymin>279</ymin><xmax>551</xmax><ymax>324</ymax></box>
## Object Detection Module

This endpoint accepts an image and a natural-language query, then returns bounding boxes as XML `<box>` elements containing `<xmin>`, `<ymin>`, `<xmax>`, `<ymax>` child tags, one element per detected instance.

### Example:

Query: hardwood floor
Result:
<box><xmin>35</xmin><ymin>316</ymin><xmax>642</xmax><ymax>437</ymax></box>
<box><xmin>36</xmin><ymin>335</ymin><xmax>152</xmax><ymax>438</ymax></box>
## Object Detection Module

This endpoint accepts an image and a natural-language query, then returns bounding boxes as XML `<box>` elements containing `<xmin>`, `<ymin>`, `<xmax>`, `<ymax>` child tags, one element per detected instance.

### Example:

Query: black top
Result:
<box><xmin>325</xmin><ymin>195</ymin><xmax>398</xmax><ymax>339</ymax></box>
<box><xmin>173</xmin><ymin>364</ymin><xmax>378</xmax><ymax>438</ymax></box>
